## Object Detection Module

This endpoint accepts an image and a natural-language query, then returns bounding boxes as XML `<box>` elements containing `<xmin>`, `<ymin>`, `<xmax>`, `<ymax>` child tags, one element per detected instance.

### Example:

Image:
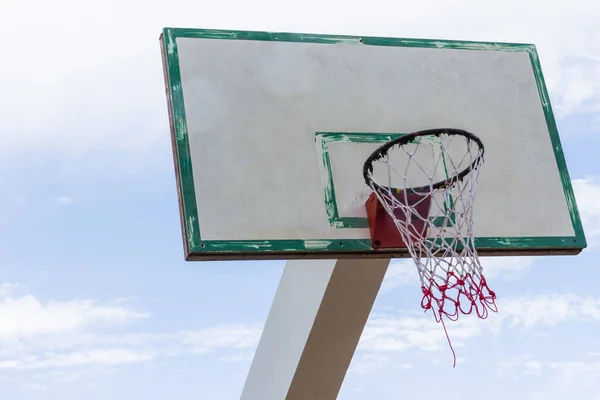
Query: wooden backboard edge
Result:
<box><xmin>182</xmin><ymin>235</ymin><xmax>584</xmax><ymax>257</ymax></box>
<box><xmin>186</xmin><ymin>247</ymin><xmax>584</xmax><ymax>261</ymax></box>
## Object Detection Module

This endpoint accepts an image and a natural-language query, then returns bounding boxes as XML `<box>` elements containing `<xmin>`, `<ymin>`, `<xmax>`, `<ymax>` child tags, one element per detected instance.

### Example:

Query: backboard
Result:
<box><xmin>159</xmin><ymin>28</ymin><xmax>586</xmax><ymax>261</ymax></box>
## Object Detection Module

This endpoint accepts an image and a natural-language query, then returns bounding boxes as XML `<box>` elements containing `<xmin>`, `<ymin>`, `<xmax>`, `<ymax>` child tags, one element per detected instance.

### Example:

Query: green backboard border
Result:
<box><xmin>160</xmin><ymin>27</ymin><xmax>586</xmax><ymax>260</ymax></box>
<box><xmin>314</xmin><ymin>132</ymin><xmax>456</xmax><ymax>229</ymax></box>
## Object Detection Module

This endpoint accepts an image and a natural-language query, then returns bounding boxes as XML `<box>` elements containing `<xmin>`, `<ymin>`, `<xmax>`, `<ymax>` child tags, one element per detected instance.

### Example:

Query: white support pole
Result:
<box><xmin>240</xmin><ymin>258</ymin><xmax>390</xmax><ymax>400</ymax></box>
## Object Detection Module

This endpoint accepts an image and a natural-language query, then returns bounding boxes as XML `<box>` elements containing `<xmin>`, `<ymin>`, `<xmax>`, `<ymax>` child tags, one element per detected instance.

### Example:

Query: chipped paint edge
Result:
<box><xmin>160</xmin><ymin>30</ymin><xmax>202</xmax><ymax>257</ymax></box>
<box><xmin>315</xmin><ymin>132</ymin><xmax>456</xmax><ymax>229</ymax></box>
<box><xmin>304</xmin><ymin>240</ymin><xmax>334</xmax><ymax>250</ymax></box>
<box><xmin>163</xmin><ymin>27</ymin><xmax>537</xmax><ymax>51</ymax></box>
<box><xmin>184</xmin><ymin>236</ymin><xmax>582</xmax><ymax>256</ymax></box>
<box><xmin>315</xmin><ymin>132</ymin><xmax>399</xmax><ymax>229</ymax></box>
<box><xmin>527</xmin><ymin>46</ymin><xmax>587</xmax><ymax>249</ymax></box>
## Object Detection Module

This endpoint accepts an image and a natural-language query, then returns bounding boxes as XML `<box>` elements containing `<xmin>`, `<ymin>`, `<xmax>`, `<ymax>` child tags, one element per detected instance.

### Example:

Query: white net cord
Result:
<box><xmin>364</xmin><ymin>129</ymin><xmax>497</xmax><ymax>324</ymax></box>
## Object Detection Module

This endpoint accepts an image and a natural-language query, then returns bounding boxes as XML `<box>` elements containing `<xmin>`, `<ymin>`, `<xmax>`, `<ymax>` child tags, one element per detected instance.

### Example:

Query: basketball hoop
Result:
<box><xmin>363</xmin><ymin>128</ymin><xmax>497</xmax><ymax>366</ymax></box>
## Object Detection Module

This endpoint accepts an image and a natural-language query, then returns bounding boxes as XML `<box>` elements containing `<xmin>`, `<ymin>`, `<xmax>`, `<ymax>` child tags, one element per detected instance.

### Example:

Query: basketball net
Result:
<box><xmin>363</xmin><ymin>129</ymin><xmax>497</xmax><ymax>366</ymax></box>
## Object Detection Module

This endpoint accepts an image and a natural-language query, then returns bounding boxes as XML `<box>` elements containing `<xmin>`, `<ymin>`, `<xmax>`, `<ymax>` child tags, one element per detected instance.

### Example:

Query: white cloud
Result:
<box><xmin>380</xmin><ymin>260</ymin><xmax>419</xmax><ymax>293</ymax></box>
<box><xmin>498</xmin><ymin>354</ymin><xmax>545</xmax><ymax>380</ymax></box>
<box><xmin>4</xmin><ymin>191</ymin><xmax>25</xmax><ymax>205</ymax></box>
<box><xmin>497</xmin><ymin>355</ymin><xmax>600</xmax><ymax>398</ymax></box>
<box><xmin>53</xmin><ymin>196</ymin><xmax>74</xmax><ymax>205</ymax></box>
<box><xmin>179</xmin><ymin>325</ymin><xmax>262</xmax><ymax>354</ymax></box>
<box><xmin>216</xmin><ymin>355</ymin><xmax>247</xmax><ymax>363</ymax></box>
<box><xmin>348</xmin><ymin>353</ymin><xmax>393</xmax><ymax>375</ymax></box>
<box><xmin>572</xmin><ymin>177</ymin><xmax>600</xmax><ymax>248</ymax></box>
<box><xmin>501</xmin><ymin>294</ymin><xmax>600</xmax><ymax>330</ymax></box>
<box><xmin>479</xmin><ymin>256</ymin><xmax>536</xmax><ymax>280</ymax></box>
<box><xmin>0</xmin><ymin>327</ymin><xmax>261</xmax><ymax>375</ymax></box>
<box><xmin>381</xmin><ymin>256</ymin><xmax>535</xmax><ymax>294</ymax></box>
<box><xmin>358</xmin><ymin>313</ymin><xmax>487</xmax><ymax>356</ymax></box>
<box><xmin>348</xmin><ymin>353</ymin><xmax>414</xmax><ymax>376</ymax></box>
<box><xmin>548</xmin><ymin>360</ymin><xmax>600</xmax><ymax>389</ymax></box>
<box><xmin>6</xmin><ymin>290</ymin><xmax>586</xmax><ymax>377</ymax></box>
<box><xmin>357</xmin><ymin>293</ymin><xmax>600</xmax><ymax>359</ymax></box>
<box><xmin>0</xmin><ymin>285</ymin><xmax>260</xmax><ymax>380</ymax></box>
<box><xmin>346</xmin><ymin>292</ymin><xmax>600</xmax><ymax>376</ymax></box>
<box><xmin>0</xmin><ymin>0</ymin><xmax>598</xmax><ymax>160</ymax></box>
<box><xmin>0</xmin><ymin>290</ymin><xmax>148</xmax><ymax>341</ymax></box>
<box><xmin>0</xmin><ymin>349</ymin><xmax>156</xmax><ymax>371</ymax></box>
<box><xmin>0</xmin><ymin>284</ymin><xmax>19</xmax><ymax>298</ymax></box>
<box><xmin>32</xmin><ymin>366</ymin><xmax>118</xmax><ymax>386</ymax></box>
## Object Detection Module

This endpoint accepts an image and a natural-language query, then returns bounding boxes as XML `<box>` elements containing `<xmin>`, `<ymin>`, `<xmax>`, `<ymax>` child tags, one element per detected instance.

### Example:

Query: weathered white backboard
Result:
<box><xmin>160</xmin><ymin>28</ymin><xmax>586</xmax><ymax>260</ymax></box>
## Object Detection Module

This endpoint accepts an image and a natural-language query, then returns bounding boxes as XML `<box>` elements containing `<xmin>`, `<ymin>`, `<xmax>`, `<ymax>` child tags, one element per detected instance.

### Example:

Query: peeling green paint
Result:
<box><xmin>303</xmin><ymin>240</ymin><xmax>334</xmax><ymax>250</ymax></box>
<box><xmin>315</xmin><ymin>132</ymin><xmax>401</xmax><ymax>229</ymax></box>
<box><xmin>160</xmin><ymin>27</ymin><xmax>586</xmax><ymax>259</ymax></box>
<box><xmin>167</xmin><ymin>33</ymin><xmax>175</xmax><ymax>55</ymax></box>
<box><xmin>184</xmin><ymin>236</ymin><xmax>580</xmax><ymax>256</ymax></box>
<box><xmin>208</xmin><ymin>241</ymin><xmax>273</xmax><ymax>250</ymax></box>
<box><xmin>161</xmin><ymin>30</ymin><xmax>201</xmax><ymax>256</ymax></box>
<box><xmin>163</xmin><ymin>27</ymin><xmax>535</xmax><ymax>51</ymax></box>
<box><xmin>527</xmin><ymin>46</ymin><xmax>587</xmax><ymax>249</ymax></box>
<box><xmin>186</xmin><ymin>216</ymin><xmax>197</xmax><ymax>248</ymax></box>
<box><xmin>315</xmin><ymin>132</ymin><xmax>455</xmax><ymax>229</ymax></box>
<box><xmin>527</xmin><ymin>47</ymin><xmax>550</xmax><ymax>108</ymax></box>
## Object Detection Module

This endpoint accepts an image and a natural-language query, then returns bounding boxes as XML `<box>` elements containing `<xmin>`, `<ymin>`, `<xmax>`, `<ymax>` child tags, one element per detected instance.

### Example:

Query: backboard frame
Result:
<box><xmin>160</xmin><ymin>27</ymin><xmax>586</xmax><ymax>261</ymax></box>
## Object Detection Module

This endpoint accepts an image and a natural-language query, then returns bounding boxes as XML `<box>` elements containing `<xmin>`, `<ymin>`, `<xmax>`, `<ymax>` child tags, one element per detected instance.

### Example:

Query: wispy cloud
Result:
<box><xmin>0</xmin><ymin>349</ymin><xmax>156</xmax><ymax>371</ymax></box>
<box><xmin>348</xmin><ymin>354</ymin><xmax>397</xmax><ymax>375</ymax></box>
<box><xmin>0</xmin><ymin>285</ymin><xmax>260</xmax><ymax>378</ymax></box>
<box><xmin>572</xmin><ymin>177</ymin><xmax>600</xmax><ymax>248</ymax></box>
<box><xmin>179</xmin><ymin>325</ymin><xmax>262</xmax><ymax>354</ymax></box>
<box><xmin>501</xmin><ymin>294</ymin><xmax>600</xmax><ymax>330</ymax></box>
<box><xmin>53</xmin><ymin>196</ymin><xmax>74</xmax><ymax>205</ymax></box>
<box><xmin>0</xmin><ymin>0</ymin><xmax>598</xmax><ymax>162</ymax></box>
<box><xmin>480</xmin><ymin>256</ymin><xmax>536</xmax><ymax>280</ymax></box>
<box><xmin>498</xmin><ymin>353</ymin><xmax>545</xmax><ymax>380</ymax></box>
<box><xmin>356</xmin><ymin>293</ymin><xmax>600</xmax><ymax>359</ymax></box>
<box><xmin>380</xmin><ymin>260</ymin><xmax>419</xmax><ymax>293</ymax></box>
<box><xmin>358</xmin><ymin>314</ymin><xmax>484</xmax><ymax>355</ymax></box>
<box><xmin>4</xmin><ymin>191</ymin><xmax>25</xmax><ymax>205</ymax></box>
<box><xmin>548</xmin><ymin>360</ymin><xmax>600</xmax><ymax>388</ymax></box>
<box><xmin>497</xmin><ymin>354</ymin><xmax>600</xmax><ymax>398</ymax></box>
<box><xmin>0</xmin><ymin>286</ymin><xmax>148</xmax><ymax>341</ymax></box>
<box><xmin>381</xmin><ymin>256</ymin><xmax>536</xmax><ymax>294</ymax></box>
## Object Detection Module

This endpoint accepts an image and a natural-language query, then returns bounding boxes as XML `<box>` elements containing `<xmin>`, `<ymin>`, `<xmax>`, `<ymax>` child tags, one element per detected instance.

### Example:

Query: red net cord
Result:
<box><xmin>420</xmin><ymin>271</ymin><xmax>497</xmax><ymax>366</ymax></box>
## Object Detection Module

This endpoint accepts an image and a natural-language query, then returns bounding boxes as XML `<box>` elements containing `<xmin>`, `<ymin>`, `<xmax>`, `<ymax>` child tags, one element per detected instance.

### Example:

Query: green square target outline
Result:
<box><xmin>315</xmin><ymin>131</ymin><xmax>457</xmax><ymax>230</ymax></box>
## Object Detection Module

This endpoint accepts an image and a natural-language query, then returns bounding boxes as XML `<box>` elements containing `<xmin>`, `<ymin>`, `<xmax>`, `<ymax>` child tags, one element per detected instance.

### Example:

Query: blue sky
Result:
<box><xmin>2</xmin><ymin>0</ymin><xmax>600</xmax><ymax>399</ymax></box>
